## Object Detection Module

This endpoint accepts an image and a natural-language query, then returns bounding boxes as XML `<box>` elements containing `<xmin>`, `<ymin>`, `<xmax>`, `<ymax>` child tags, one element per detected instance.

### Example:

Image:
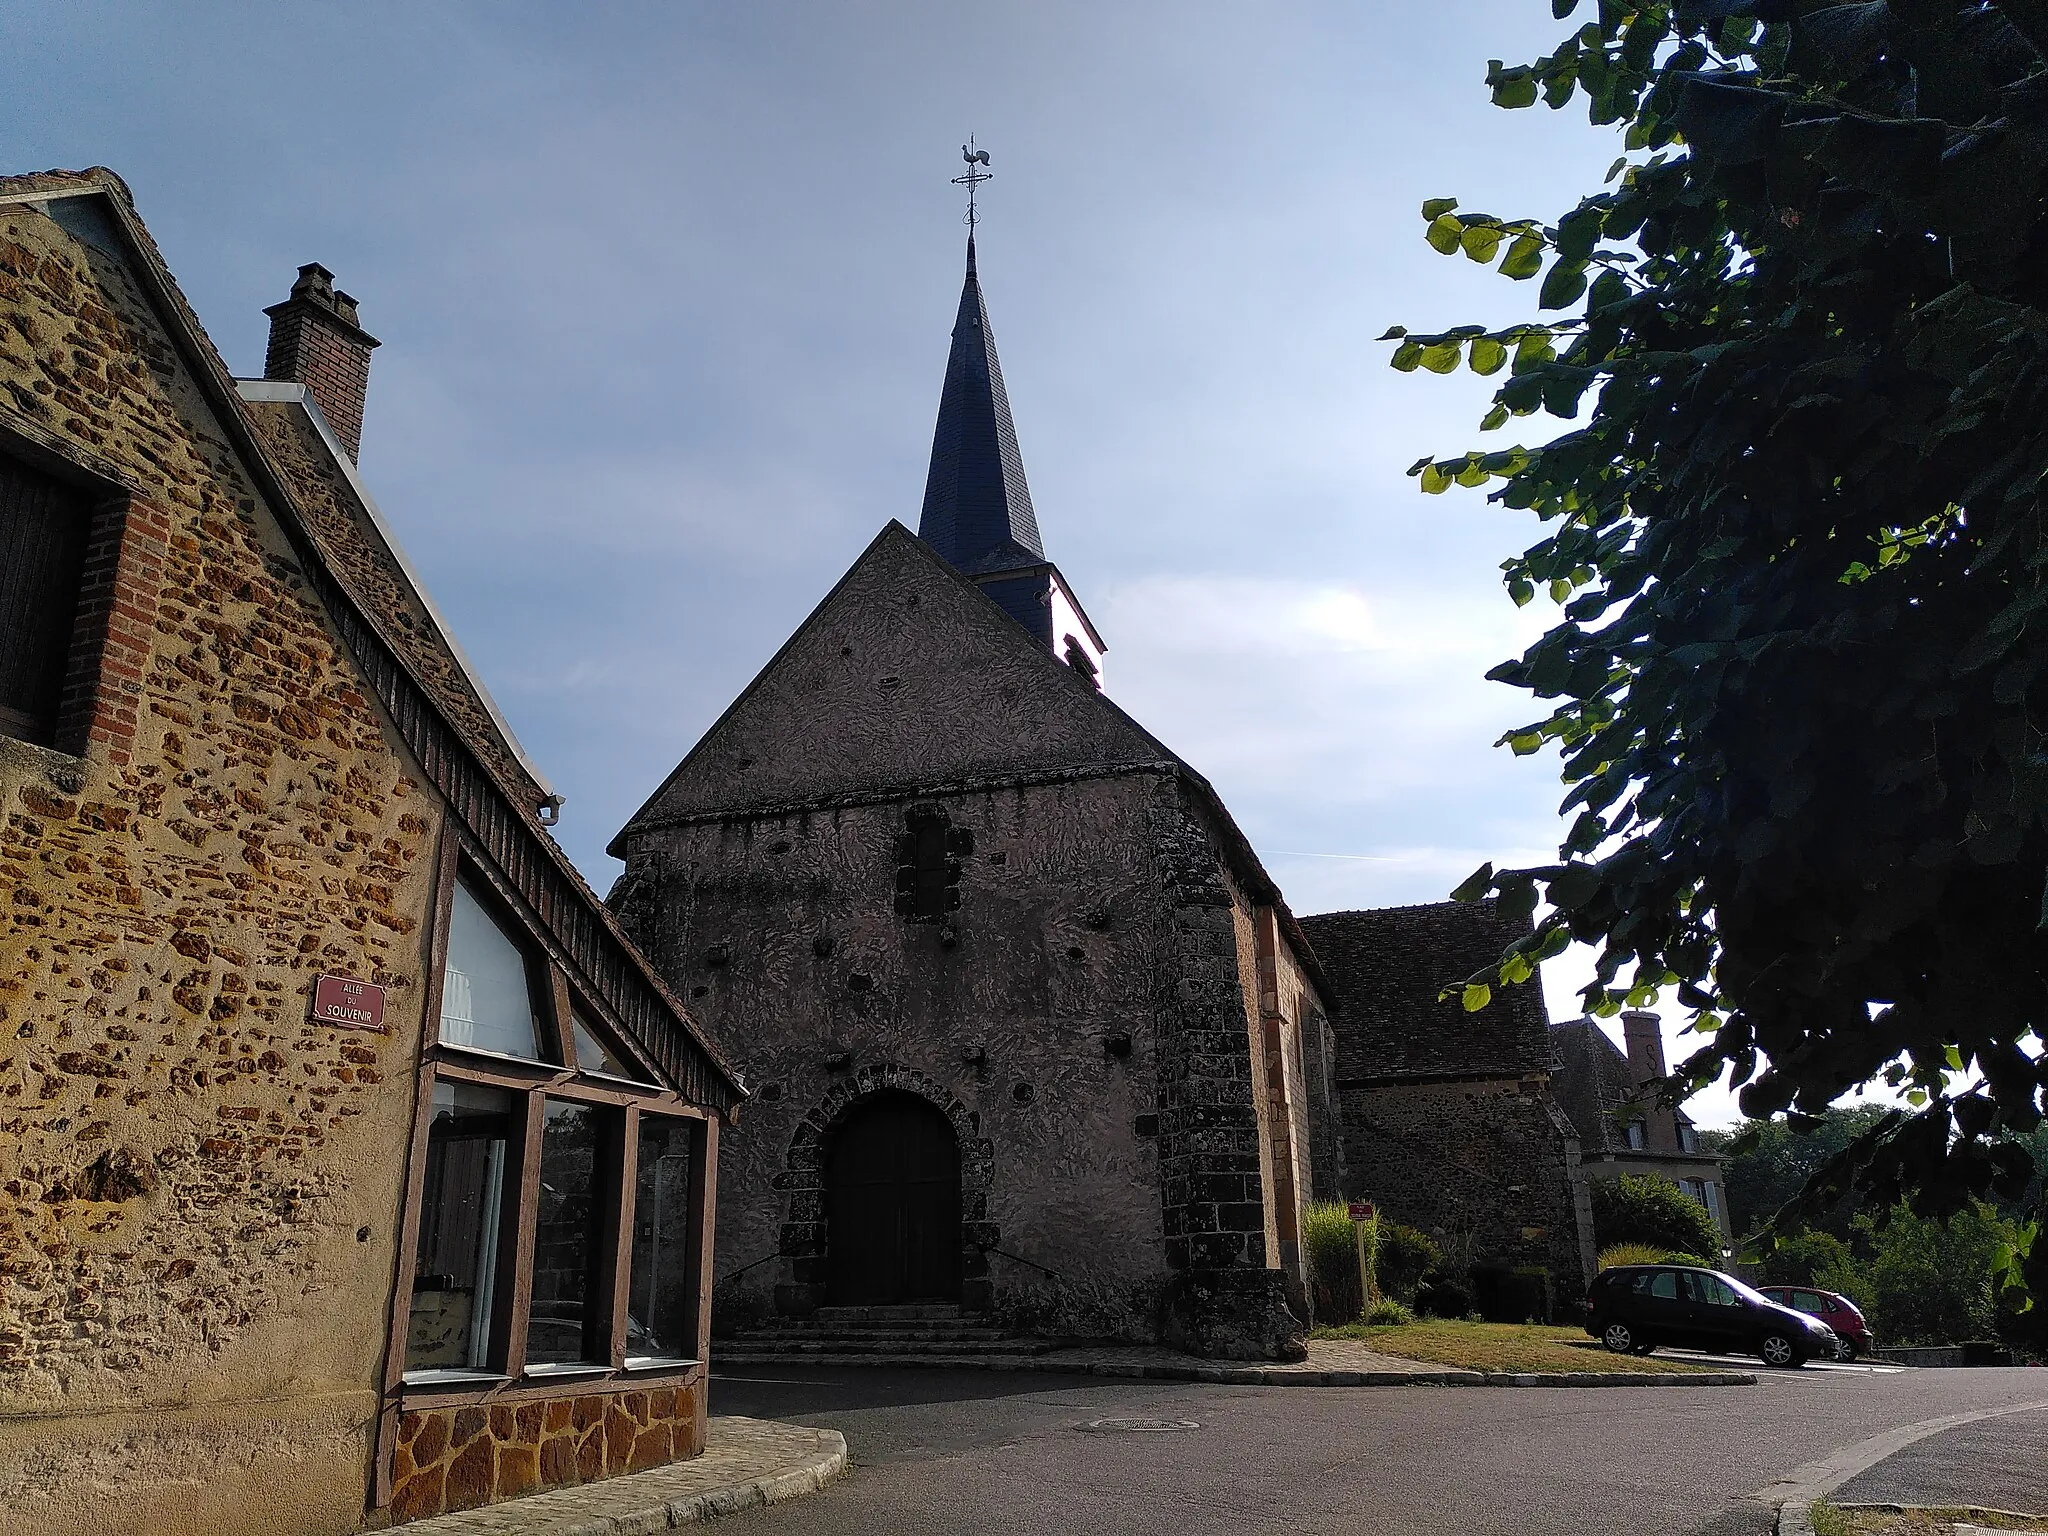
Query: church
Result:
<box><xmin>607</xmin><ymin>229</ymin><xmax>1589</xmax><ymax>1359</ymax></box>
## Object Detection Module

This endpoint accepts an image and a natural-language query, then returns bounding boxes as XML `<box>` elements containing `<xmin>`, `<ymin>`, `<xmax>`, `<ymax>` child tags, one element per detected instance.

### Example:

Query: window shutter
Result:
<box><xmin>0</xmin><ymin>454</ymin><xmax>91</xmax><ymax>743</ymax></box>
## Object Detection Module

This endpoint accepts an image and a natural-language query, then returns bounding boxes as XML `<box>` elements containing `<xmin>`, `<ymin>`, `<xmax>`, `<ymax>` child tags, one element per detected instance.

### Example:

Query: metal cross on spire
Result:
<box><xmin>953</xmin><ymin>137</ymin><xmax>993</xmax><ymax>230</ymax></box>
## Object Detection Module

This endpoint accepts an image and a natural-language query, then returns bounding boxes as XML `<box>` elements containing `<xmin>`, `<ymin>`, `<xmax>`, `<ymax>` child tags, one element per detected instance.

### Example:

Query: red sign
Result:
<box><xmin>312</xmin><ymin>974</ymin><xmax>386</xmax><ymax>1032</ymax></box>
<box><xmin>1348</xmin><ymin>1201</ymin><xmax>1377</xmax><ymax>1223</ymax></box>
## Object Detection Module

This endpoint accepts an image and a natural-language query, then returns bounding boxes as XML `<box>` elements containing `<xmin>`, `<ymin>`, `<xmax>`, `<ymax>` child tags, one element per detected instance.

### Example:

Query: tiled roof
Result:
<box><xmin>1296</xmin><ymin>900</ymin><xmax>1553</xmax><ymax>1083</ymax></box>
<box><xmin>917</xmin><ymin>237</ymin><xmax>1043</xmax><ymax>577</ymax></box>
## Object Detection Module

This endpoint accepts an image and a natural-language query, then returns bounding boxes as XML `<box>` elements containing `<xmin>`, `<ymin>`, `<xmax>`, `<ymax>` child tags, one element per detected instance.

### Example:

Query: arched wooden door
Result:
<box><xmin>825</xmin><ymin>1091</ymin><xmax>961</xmax><ymax>1305</ymax></box>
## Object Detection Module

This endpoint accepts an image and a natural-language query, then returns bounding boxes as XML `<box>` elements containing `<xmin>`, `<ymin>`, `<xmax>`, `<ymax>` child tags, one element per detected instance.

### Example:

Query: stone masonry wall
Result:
<box><xmin>1337</xmin><ymin>1078</ymin><xmax>1591</xmax><ymax>1297</ymax></box>
<box><xmin>386</xmin><ymin>1384</ymin><xmax>702</xmax><ymax>1525</ymax></box>
<box><xmin>1145</xmin><ymin>784</ymin><xmax>1302</xmax><ymax>1360</ymax></box>
<box><xmin>0</xmin><ymin>198</ymin><xmax>442</xmax><ymax>1536</ymax></box>
<box><xmin>626</xmin><ymin>773</ymin><xmax>1173</xmax><ymax>1344</ymax></box>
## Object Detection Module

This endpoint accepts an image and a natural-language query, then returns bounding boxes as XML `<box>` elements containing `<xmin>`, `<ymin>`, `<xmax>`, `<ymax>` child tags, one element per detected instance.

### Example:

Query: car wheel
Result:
<box><xmin>1837</xmin><ymin>1339</ymin><xmax>1859</xmax><ymax>1362</ymax></box>
<box><xmin>1602</xmin><ymin>1321</ymin><xmax>1635</xmax><ymax>1354</ymax></box>
<box><xmin>1759</xmin><ymin>1332</ymin><xmax>1804</xmax><ymax>1368</ymax></box>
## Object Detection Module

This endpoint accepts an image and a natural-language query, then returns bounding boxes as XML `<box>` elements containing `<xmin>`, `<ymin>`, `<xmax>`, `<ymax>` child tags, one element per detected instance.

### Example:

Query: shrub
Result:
<box><xmin>1414</xmin><ymin>1274</ymin><xmax>1470</xmax><ymax>1319</ymax></box>
<box><xmin>1590</xmin><ymin>1173</ymin><xmax>1720</xmax><ymax>1259</ymax></box>
<box><xmin>1304</xmin><ymin>1200</ymin><xmax>1363</xmax><ymax>1323</ymax></box>
<box><xmin>1365</xmin><ymin>1298</ymin><xmax>1414</xmax><ymax>1327</ymax></box>
<box><xmin>1596</xmin><ymin>1242</ymin><xmax>1667</xmax><ymax>1270</ymax></box>
<box><xmin>1374</xmin><ymin>1223</ymin><xmax>1442</xmax><ymax>1302</ymax></box>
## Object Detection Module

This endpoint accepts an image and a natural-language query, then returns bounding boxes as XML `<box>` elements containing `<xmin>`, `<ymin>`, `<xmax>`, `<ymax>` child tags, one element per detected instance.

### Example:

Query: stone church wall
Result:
<box><xmin>1336</xmin><ymin>1078</ymin><xmax>1592</xmax><ymax>1300</ymax></box>
<box><xmin>627</xmin><ymin>771</ymin><xmax>1176</xmax><ymax>1343</ymax></box>
<box><xmin>0</xmin><ymin>201</ymin><xmax>443</xmax><ymax>1536</ymax></box>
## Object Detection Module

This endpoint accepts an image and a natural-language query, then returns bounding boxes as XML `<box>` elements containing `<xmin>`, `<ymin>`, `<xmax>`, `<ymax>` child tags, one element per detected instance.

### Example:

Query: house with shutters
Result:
<box><xmin>0</xmin><ymin>168</ymin><xmax>740</xmax><ymax>1535</ymax></box>
<box><xmin>607</xmin><ymin>236</ymin><xmax>1338</xmax><ymax>1359</ymax></box>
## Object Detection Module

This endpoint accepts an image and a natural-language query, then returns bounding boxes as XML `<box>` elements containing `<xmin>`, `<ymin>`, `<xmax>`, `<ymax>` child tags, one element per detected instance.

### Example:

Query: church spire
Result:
<box><xmin>916</xmin><ymin>233</ymin><xmax>1044</xmax><ymax>576</ymax></box>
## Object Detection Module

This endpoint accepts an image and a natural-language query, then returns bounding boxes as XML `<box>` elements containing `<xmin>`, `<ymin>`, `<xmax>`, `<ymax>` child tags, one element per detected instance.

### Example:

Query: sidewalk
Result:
<box><xmin>393</xmin><ymin>1416</ymin><xmax>846</xmax><ymax>1535</ymax></box>
<box><xmin>713</xmin><ymin>1335</ymin><xmax>1756</xmax><ymax>1388</ymax></box>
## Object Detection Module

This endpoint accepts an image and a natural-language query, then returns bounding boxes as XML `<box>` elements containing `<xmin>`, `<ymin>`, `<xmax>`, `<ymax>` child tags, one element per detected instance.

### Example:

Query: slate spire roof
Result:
<box><xmin>917</xmin><ymin>235</ymin><xmax>1045</xmax><ymax>576</ymax></box>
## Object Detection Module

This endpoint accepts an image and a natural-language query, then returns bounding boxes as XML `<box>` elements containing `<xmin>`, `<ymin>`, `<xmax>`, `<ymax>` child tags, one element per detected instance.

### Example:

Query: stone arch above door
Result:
<box><xmin>774</xmin><ymin>1064</ymin><xmax>998</xmax><ymax>1313</ymax></box>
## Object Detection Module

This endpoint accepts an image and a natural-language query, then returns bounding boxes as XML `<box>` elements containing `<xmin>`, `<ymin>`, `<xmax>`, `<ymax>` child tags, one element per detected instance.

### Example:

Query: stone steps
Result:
<box><xmin>719</xmin><ymin>1335</ymin><xmax>1056</xmax><ymax>1357</ymax></box>
<box><xmin>719</xmin><ymin>1302</ymin><xmax>1057</xmax><ymax>1361</ymax></box>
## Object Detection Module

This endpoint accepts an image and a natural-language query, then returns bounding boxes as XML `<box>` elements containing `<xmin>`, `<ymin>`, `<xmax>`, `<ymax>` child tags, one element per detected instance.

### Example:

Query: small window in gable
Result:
<box><xmin>440</xmin><ymin>877</ymin><xmax>546</xmax><ymax>1060</ymax></box>
<box><xmin>0</xmin><ymin>452</ymin><xmax>92</xmax><ymax>746</ymax></box>
<box><xmin>894</xmin><ymin>805</ymin><xmax>971</xmax><ymax>921</ymax></box>
<box><xmin>572</xmin><ymin>1008</ymin><xmax>649</xmax><ymax>1083</ymax></box>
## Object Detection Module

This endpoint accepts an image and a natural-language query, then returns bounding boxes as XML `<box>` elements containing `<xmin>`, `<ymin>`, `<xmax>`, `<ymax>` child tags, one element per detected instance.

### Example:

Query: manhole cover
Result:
<box><xmin>1074</xmin><ymin>1417</ymin><xmax>1201</xmax><ymax>1433</ymax></box>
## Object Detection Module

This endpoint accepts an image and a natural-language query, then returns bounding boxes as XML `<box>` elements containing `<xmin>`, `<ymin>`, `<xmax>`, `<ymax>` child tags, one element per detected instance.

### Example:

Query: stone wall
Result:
<box><xmin>385</xmin><ymin>1384</ymin><xmax>701</xmax><ymax>1526</ymax></box>
<box><xmin>0</xmin><ymin>196</ymin><xmax>443</xmax><ymax>1534</ymax></box>
<box><xmin>1336</xmin><ymin>1078</ymin><xmax>1592</xmax><ymax>1296</ymax></box>
<box><xmin>629</xmin><ymin>772</ymin><xmax>1174</xmax><ymax>1344</ymax></box>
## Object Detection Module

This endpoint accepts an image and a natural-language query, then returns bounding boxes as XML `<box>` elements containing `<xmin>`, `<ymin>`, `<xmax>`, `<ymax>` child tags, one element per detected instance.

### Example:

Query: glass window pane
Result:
<box><xmin>628</xmin><ymin>1116</ymin><xmax>696</xmax><ymax>1361</ymax></box>
<box><xmin>406</xmin><ymin>1081</ymin><xmax>513</xmax><ymax>1372</ymax></box>
<box><xmin>1649</xmin><ymin>1271</ymin><xmax>1679</xmax><ymax>1299</ymax></box>
<box><xmin>572</xmin><ymin>1009</ymin><xmax>647</xmax><ymax>1082</ymax></box>
<box><xmin>440</xmin><ymin>878</ymin><xmax>544</xmax><ymax>1060</ymax></box>
<box><xmin>527</xmin><ymin>1099</ymin><xmax>605</xmax><ymax>1366</ymax></box>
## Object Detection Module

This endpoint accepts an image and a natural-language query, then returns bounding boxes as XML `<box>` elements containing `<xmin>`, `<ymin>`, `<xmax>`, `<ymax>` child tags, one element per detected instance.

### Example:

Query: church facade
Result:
<box><xmin>608</xmin><ymin>239</ymin><xmax>1337</xmax><ymax>1358</ymax></box>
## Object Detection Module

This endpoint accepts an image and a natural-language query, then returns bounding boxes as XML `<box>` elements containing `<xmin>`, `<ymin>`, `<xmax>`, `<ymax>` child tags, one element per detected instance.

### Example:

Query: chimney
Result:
<box><xmin>263</xmin><ymin>263</ymin><xmax>379</xmax><ymax>462</ymax></box>
<box><xmin>1620</xmin><ymin>1010</ymin><xmax>1679</xmax><ymax>1153</ymax></box>
<box><xmin>1620</xmin><ymin>1010</ymin><xmax>1667</xmax><ymax>1085</ymax></box>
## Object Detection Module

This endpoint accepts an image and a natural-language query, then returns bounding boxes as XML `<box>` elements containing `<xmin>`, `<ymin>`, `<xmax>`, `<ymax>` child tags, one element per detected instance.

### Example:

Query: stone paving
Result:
<box><xmin>712</xmin><ymin>1336</ymin><xmax>1757</xmax><ymax>1387</ymax></box>
<box><xmin>390</xmin><ymin>1416</ymin><xmax>845</xmax><ymax>1535</ymax></box>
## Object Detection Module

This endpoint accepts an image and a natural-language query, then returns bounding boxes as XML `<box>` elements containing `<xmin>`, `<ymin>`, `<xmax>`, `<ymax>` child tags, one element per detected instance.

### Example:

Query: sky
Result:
<box><xmin>1</xmin><ymin>1</ymin><xmax>1866</xmax><ymax>1127</ymax></box>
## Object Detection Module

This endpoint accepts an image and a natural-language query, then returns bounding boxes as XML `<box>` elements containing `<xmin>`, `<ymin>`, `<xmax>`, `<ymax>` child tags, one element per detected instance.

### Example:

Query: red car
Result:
<box><xmin>1757</xmin><ymin>1285</ymin><xmax>1872</xmax><ymax>1359</ymax></box>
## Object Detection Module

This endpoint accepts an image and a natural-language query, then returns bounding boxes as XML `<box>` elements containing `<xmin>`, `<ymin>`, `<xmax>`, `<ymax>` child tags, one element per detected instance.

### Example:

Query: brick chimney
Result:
<box><xmin>263</xmin><ymin>263</ymin><xmax>379</xmax><ymax>462</ymax></box>
<box><xmin>1620</xmin><ymin>1010</ymin><xmax>1680</xmax><ymax>1152</ymax></box>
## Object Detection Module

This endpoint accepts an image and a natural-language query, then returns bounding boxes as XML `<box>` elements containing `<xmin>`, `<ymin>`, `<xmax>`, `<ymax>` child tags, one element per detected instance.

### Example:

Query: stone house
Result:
<box><xmin>1551</xmin><ymin>1012</ymin><xmax>1732</xmax><ymax>1244</ymax></box>
<box><xmin>0</xmin><ymin>169</ymin><xmax>741</xmax><ymax>1536</ymax></box>
<box><xmin>1295</xmin><ymin>902</ymin><xmax>1595</xmax><ymax>1295</ymax></box>
<box><xmin>607</xmin><ymin>238</ymin><xmax>1336</xmax><ymax>1360</ymax></box>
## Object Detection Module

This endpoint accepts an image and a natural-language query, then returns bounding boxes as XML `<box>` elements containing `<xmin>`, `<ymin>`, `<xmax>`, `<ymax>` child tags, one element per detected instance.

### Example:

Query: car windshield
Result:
<box><xmin>1721</xmin><ymin>1273</ymin><xmax>1779</xmax><ymax>1307</ymax></box>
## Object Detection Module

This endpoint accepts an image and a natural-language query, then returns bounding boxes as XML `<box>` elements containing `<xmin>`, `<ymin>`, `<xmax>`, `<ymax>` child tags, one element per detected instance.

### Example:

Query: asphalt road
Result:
<box><xmin>708</xmin><ymin>1362</ymin><xmax>2048</xmax><ymax>1536</ymax></box>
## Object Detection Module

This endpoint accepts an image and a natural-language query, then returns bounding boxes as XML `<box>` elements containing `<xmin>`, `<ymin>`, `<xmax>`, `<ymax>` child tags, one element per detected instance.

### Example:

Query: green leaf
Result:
<box><xmin>1461</xmin><ymin>224</ymin><xmax>1506</xmax><ymax>263</ymax></box>
<box><xmin>1461</xmin><ymin>982</ymin><xmax>1494</xmax><ymax>1012</ymax></box>
<box><xmin>1391</xmin><ymin>340</ymin><xmax>1424</xmax><ymax>372</ymax></box>
<box><xmin>1481</xmin><ymin>403</ymin><xmax>1511</xmax><ymax>431</ymax></box>
<box><xmin>1421</xmin><ymin>197</ymin><xmax>1460</xmax><ymax>221</ymax></box>
<box><xmin>1470</xmin><ymin>337</ymin><xmax>1509</xmax><ymax>375</ymax></box>
<box><xmin>1420</xmin><ymin>463</ymin><xmax>1454</xmax><ymax>493</ymax></box>
<box><xmin>1539</xmin><ymin>259</ymin><xmax>1590</xmax><ymax>310</ymax></box>
<box><xmin>1493</xmin><ymin>71</ymin><xmax>1538</xmax><ymax>110</ymax></box>
<box><xmin>1508</xmin><ymin>577</ymin><xmax>1536</xmax><ymax>607</ymax></box>
<box><xmin>1944</xmin><ymin>1045</ymin><xmax>1966</xmax><ymax>1072</ymax></box>
<box><xmin>1427</xmin><ymin>214</ymin><xmax>1466</xmax><ymax>254</ymax></box>
<box><xmin>1456</xmin><ymin>459</ymin><xmax>1490</xmax><ymax>487</ymax></box>
<box><xmin>1420</xmin><ymin>341</ymin><xmax>1463</xmax><ymax>374</ymax></box>
<box><xmin>1501</xmin><ymin>233</ymin><xmax>1545</xmax><ymax>279</ymax></box>
<box><xmin>1450</xmin><ymin>862</ymin><xmax>1495</xmax><ymax>902</ymax></box>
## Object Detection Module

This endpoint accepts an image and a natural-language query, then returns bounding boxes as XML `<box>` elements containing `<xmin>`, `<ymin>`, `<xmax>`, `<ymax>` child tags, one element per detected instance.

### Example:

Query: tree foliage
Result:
<box><xmin>1590</xmin><ymin>1171</ymin><xmax>1723</xmax><ymax>1255</ymax></box>
<box><xmin>1392</xmin><ymin>0</ymin><xmax>2048</xmax><ymax>1319</ymax></box>
<box><xmin>1700</xmin><ymin>1103</ymin><xmax>1891</xmax><ymax>1234</ymax></box>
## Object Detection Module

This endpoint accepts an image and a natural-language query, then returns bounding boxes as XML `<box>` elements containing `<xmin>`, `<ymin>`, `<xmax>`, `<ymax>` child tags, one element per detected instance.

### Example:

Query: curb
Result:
<box><xmin>715</xmin><ymin>1352</ymin><xmax>1756</xmax><ymax>1388</ymax></box>
<box><xmin>1757</xmin><ymin>1399</ymin><xmax>2048</xmax><ymax>1536</ymax></box>
<box><xmin>667</xmin><ymin>1435</ymin><xmax>848</xmax><ymax>1527</ymax></box>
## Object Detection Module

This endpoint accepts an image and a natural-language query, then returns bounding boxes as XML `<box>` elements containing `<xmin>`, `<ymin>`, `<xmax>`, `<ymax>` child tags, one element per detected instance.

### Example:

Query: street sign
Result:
<box><xmin>312</xmin><ymin>973</ymin><xmax>386</xmax><ymax>1031</ymax></box>
<box><xmin>1348</xmin><ymin>1200</ymin><xmax>1376</xmax><ymax>1223</ymax></box>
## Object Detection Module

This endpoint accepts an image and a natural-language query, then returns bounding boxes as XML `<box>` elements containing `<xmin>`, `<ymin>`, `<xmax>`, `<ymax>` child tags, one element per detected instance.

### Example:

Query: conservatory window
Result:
<box><xmin>439</xmin><ymin>877</ymin><xmax>545</xmax><ymax>1060</ymax></box>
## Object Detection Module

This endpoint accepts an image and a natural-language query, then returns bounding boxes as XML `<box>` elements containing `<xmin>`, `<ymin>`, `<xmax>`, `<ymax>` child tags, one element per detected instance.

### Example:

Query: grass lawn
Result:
<box><xmin>1309</xmin><ymin>1318</ymin><xmax>1718</xmax><ymax>1375</ymax></box>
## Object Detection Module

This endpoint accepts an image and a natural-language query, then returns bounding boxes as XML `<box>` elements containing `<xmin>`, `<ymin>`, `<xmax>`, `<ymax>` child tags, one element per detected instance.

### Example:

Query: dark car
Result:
<box><xmin>1585</xmin><ymin>1264</ymin><xmax>1838</xmax><ymax>1368</ymax></box>
<box><xmin>1757</xmin><ymin>1284</ymin><xmax>1873</xmax><ymax>1360</ymax></box>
